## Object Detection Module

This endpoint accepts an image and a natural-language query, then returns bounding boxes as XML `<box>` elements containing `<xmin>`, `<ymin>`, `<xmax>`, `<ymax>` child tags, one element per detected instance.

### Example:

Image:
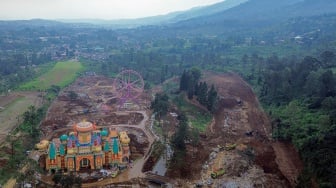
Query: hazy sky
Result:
<box><xmin>0</xmin><ymin>0</ymin><xmax>224</xmax><ymax>20</ymax></box>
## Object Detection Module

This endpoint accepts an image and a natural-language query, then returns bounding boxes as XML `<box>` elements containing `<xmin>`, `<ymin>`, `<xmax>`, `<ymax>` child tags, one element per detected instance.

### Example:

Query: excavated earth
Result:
<box><xmin>40</xmin><ymin>76</ymin><xmax>149</xmax><ymax>138</ymax></box>
<box><xmin>167</xmin><ymin>72</ymin><xmax>303</xmax><ymax>187</ymax></box>
<box><xmin>31</xmin><ymin>73</ymin><xmax>302</xmax><ymax>187</ymax></box>
<box><xmin>37</xmin><ymin>75</ymin><xmax>152</xmax><ymax>186</ymax></box>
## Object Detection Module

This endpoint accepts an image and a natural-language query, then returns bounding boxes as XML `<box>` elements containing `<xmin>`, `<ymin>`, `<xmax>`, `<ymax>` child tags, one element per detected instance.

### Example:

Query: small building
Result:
<box><xmin>45</xmin><ymin>121</ymin><xmax>130</xmax><ymax>172</ymax></box>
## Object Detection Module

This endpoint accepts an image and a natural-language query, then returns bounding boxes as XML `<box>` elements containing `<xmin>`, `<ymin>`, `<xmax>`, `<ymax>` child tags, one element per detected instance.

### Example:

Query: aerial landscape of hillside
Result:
<box><xmin>0</xmin><ymin>0</ymin><xmax>336</xmax><ymax>187</ymax></box>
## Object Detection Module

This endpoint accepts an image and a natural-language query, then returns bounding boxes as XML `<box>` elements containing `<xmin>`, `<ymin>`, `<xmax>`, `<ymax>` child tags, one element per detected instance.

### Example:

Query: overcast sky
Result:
<box><xmin>0</xmin><ymin>0</ymin><xmax>224</xmax><ymax>20</ymax></box>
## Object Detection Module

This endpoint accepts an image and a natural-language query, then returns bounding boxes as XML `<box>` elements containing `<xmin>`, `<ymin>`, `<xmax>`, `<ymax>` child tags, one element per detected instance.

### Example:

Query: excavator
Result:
<box><xmin>211</xmin><ymin>168</ymin><xmax>225</xmax><ymax>179</ymax></box>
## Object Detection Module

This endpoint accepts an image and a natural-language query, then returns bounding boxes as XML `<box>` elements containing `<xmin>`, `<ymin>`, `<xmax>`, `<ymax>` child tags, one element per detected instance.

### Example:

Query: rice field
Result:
<box><xmin>19</xmin><ymin>61</ymin><xmax>85</xmax><ymax>90</ymax></box>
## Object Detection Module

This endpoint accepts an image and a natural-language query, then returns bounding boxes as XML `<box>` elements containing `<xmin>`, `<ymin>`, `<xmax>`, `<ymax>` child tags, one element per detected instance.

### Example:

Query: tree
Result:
<box><xmin>172</xmin><ymin>112</ymin><xmax>189</xmax><ymax>150</ymax></box>
<box><xmin>151</xmin><ymin>93</ymin><xmax>169</xmax><ymax>117</ymax></box>
<box><xmin>320</xmin><ymin>70</ymin><xmax>336</xmax><ymax>98</ymax></box>
<box><xmin>320</xmin><ymin>51</ymin><xmax>336</xmax><ymax>68</ymax></box>
<box><xmin>180</xmin><ymin>70</ymin><xmax>187</xmax><ymax>91</ymax></box>
<box><xmin>179</xmin><ymin>68</ymin><xmax>202</xmax><ymax>96</ymax></box>
<box><xmin>207</xmin><ymin>84</ymin><xmax>218</xmax><ymax>112</ymax></box>
<box><xmin>299</xmin><ymin>126</ymin><xmax>336</xmax><ymax>187</ymax></box>
<box><xmin>48</xmin><ymin>85</ymin><xmax>61</xmax><ymax>94</ymax></box>
<box><xmin>196</xmin><ymin>82</ymin><xmax>208</xmax><ymax>106</ymax></box>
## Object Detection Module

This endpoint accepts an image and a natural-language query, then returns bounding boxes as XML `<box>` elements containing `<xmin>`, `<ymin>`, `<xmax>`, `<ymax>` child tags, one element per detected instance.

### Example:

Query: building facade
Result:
<box><xmin>45</xmin><ymin>121</ymin><xmax>130</xmax><ymax>172</ymax></box>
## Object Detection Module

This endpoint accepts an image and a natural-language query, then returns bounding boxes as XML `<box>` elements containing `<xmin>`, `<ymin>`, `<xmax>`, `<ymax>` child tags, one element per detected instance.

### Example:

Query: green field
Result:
<box><xmin>19</xmin><ymin>61</ymin><xmax>85</xmax><ymax>90</ymax></box>
<box><xmin>172</xmin><ymin>93</ymin><xmax>212</xmax><ymax>132</ymax></box>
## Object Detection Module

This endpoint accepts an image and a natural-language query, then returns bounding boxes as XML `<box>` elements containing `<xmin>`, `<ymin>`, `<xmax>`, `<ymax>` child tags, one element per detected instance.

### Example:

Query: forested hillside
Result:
<box><xmin>240</xmin><ymin>51</ymin><xmax>336</xmax><ymax>187</ymax></box>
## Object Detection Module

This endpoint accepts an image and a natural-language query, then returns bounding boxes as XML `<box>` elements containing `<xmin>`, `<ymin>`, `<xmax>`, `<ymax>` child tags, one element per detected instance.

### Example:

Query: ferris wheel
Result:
<box><xmin>113</xmin><ymin>69</ymin><xmax>144</xmax><ymax>107</ymax></box>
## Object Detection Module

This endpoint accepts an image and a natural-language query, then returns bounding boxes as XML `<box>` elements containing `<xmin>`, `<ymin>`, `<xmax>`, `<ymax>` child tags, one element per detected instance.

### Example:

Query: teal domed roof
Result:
<box><xmin>49</xmin><ymin>142</ymin><xmax>56</xmax><ymax>160</ymax></box>
<box><xmin>60</xmin><ymin>134</ymin><xmax>68</xmax><ymax>141</ymax></box>
<box><xmin>101</xmin><ymin>129</ymin><xmax>108</xmax><ymax>137</ymax></box>
<box><xmin>59</xmin><ymin>144</ymin><xmax>65</xmax><ymax>156</ymax></box>
<box><xmin>103</xmin><ymin>141</ymin><xmax>110</xmax><ymax>152</ymax></box>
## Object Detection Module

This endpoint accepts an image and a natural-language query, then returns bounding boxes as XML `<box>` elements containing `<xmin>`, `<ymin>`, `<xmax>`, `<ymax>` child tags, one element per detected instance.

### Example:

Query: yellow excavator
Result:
<box><xmin>211</xmin><ymin>168</ymin><xmax>225</xmax><ymax>179</ymax></box>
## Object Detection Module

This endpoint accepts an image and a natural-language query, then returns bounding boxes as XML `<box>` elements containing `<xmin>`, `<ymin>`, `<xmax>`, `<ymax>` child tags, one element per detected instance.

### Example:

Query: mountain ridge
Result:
<box><xmin>56</xmin><ymin>0</ymin><xmax>248</xmax><ymax>28</ymax></box>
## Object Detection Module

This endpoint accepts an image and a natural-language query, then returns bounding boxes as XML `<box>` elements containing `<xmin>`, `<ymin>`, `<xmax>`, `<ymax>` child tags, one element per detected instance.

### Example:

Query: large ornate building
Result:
<box><xmin>45</xmin><ymin>121</ymin><xmax>130</xmax><ymax>172</ymax></box>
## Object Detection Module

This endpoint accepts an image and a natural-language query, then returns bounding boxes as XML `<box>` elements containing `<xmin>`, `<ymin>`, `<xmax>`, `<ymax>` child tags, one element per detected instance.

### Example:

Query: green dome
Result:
<box><xmin>49</xmin><ymin>142</ymin><xmax>56</xmax><ymax>160</ymax></box>
<box><xmin>101</xmin><ymin>130</ymin><xmax>108</xmax><ymax>137</ymax></box>
<box><xmin>59</xmin><ymin>144</ymin><xmax>65</xmax><ymax>156</ymax></box>
<box><xmin>103</xmin><ymin>141</ymin><xmax>110</xmax><ymax>152</ymax></box>
<box><xmin>112</xmin><ymin>138</ymin><xmax>119</xmax><ymax>154</ymax></box>
<box><xmin>60</xmin><ymin>134</ymin><xmax>68</xmax><ymax>141</ymax></box>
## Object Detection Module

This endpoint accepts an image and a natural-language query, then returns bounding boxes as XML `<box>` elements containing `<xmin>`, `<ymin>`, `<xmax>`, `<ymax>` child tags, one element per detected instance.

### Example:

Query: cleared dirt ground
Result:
<box><xmin>36</xmin><ymin>75</ymin><xmax>155</xmax><ymax>187</ymax></box>
<box><xmin>167</xmin><ymin>72</ymin><xmax>303</xmax><ymax>187</ymax></box>
<box><xmin>2</xmin><ymin>72</ymin><xmax>303</xmax><ymax>187</ymax></box>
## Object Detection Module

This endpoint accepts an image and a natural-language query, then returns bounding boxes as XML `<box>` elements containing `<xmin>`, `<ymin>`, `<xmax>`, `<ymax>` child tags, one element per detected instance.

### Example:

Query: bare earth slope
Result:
<box><xmin>182</xmin><ymin>72</ymin><xmax>303</xmax><ymax>187</ymax></box>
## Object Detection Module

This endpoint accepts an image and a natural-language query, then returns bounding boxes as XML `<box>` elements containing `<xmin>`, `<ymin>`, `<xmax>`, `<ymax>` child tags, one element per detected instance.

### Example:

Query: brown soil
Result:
<box><xmin>2</xmin><ymin>73</ymin><xmax>303</xmax><ymax>187</ymax></box>
<box><xmin>167</xmin><ymin>71</ymin><xmax>303</xmax><ymax>187</ymax></box>
<box><xmin>272</xmin><ymin>141</ymin><xmax>304</xmax><ymax>187</ymax></box>
<box><xmin>0</xmin><ymin>159</ymin><xmax>8</xmax><ymax>167</ymax></box>
<box><xmin>40</xmin><ymin>76</ymin><xmax>149</xmax><ymax>139</ymax></box>
<box><xmin>142</xmin><ymin>155</ymin><xmax>157</xmax><ymax>172</ymax></box>
<box><xmin>129</xmin><ymin>133</ymin><xmax>149</xmax><ymax>160</ymax></box>
<box><xmin>0</xmin><ymin>94</ymin><xmax>19</xmax><ymax>107</ymax></box>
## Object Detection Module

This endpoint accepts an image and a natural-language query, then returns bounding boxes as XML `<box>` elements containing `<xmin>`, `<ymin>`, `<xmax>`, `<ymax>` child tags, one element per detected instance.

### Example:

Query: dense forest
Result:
<box><xmin>239</xmin><ymin>51</ymin><xmax>336</xmax><ymax>187</ymax></box>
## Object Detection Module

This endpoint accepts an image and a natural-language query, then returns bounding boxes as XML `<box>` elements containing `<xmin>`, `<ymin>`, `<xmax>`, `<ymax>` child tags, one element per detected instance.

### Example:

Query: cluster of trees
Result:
<box><xmin>0</xmin><ymin>52</ymin><xmax>54</xmax><ymax>93</ymax></box>
<box><xmin>256</xmin><ymin>51</ymin><xmax>336</xmax><ymax>108</ymax></box>
<box><xmin>20</xmin><ymin>105</ymin><xmax>45</xmax><ymax>141</ymax></box>
<box><xmin>169</xmin><ymin>111</ymin><xmax>201</xmax><ymax>178</ymax></box>
<box><xmin>0</xmin><ymin>105</ymin><xmax>47</xmax><ymax>184</ymax></box>
<box><xmin>170</xmin><ymin>112</ymin><xmax>190</xmax><ymax>177</ymax></box>
<box><xmin>150</xmin><ymin>93</ymin><xmax>169</xmax><ymax>117</ymax></box>
<box><xmin>0</xmin><ymin>84</ymin><xmax>61</xmax><ymax>183</ymax></box>
<box><xmin>180</xmin><ymin>69</ymin><xmax>218</xmax><ymax>111</ymax></box>
<box><xmin>150</xmin><ymin>91</ymin><xmax>201</xmax><ymax>177</ymax></box>
<box><xmin>179</xmin><ymin>68</ymin><xmax>201</xmax><ymax>99</ymax></box>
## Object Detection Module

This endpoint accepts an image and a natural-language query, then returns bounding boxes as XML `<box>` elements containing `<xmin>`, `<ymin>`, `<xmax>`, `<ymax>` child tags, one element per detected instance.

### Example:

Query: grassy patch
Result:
<box><xmin>153</xmin><ymin>120</ymin><xmax>164</xmax><ymax>136</ymax></box>
<box><xmin>19</xmin><ymin>61</ymin><xmax>85</xmax><ymax>91</ymax></box>
<box><xmin>173</xmin><ymin>94</ymin><xmax>212</xmax><ymax>132</ymax></box>
<box><xmin>0</xmin><ymin>96</ymin><xmax>25</xmax><ymax>116</ymax></box>
<box><xmin>189</xmin><ymin>112</ymin><xmax>212</xmax><ymax>132</ymax></box>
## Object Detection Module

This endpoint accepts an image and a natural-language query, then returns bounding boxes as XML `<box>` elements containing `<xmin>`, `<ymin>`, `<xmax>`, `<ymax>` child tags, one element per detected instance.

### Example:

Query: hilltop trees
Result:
<box><xmin>207</xmin><ymin>84</ymin><xmax>218</xmax><ymax>112</ymax></box>
<box><xmin>180</xmin><ymin>68</ymin><xmax>201</xmax><ymax>99</ymax></box>
<box><xmin>180</xmin><ymin>69</ymin><xmax>218</xmax><ymax>112</ymax></box>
